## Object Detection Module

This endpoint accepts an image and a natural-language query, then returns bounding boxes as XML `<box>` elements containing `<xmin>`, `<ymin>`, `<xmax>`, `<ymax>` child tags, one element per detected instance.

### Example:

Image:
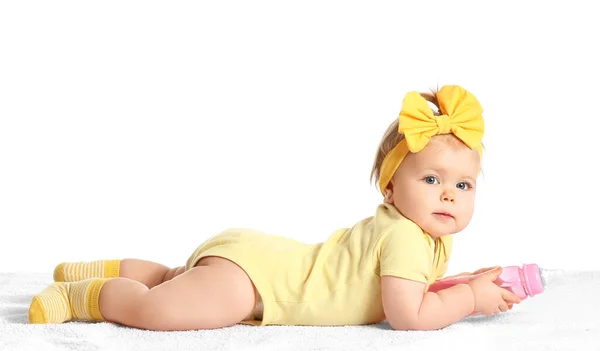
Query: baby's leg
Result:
<box><xmin>99</xmin><ymin>257</ymin><xmax>256</xmax><ymax>331</ymax></box>
<box><xmin>119</xmin><ymin>259</ymin><xmax>182</xmax><ymax>288</ymax></box>
<box><xmin>54</xmin><ymin>259</ymin><xmax>183</xmax><ymax>289</ymax></box>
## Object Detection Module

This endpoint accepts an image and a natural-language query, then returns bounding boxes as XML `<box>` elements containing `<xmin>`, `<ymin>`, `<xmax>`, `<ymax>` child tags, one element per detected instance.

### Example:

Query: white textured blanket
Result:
<box><xmin>1</xmin><ymin>271</ymin><xmax>599</xmax><ymax>351</ymax></box>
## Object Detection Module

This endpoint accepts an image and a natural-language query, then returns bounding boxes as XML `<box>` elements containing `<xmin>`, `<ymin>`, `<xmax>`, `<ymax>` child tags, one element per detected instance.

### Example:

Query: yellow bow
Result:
<box><xmin>378</xmin><ymin>85</ymin><xmax>484</xmax><ymax>195</ymax></box>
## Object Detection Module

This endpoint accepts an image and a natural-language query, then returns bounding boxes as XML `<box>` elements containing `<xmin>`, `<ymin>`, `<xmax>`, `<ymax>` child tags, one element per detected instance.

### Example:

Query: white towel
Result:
<box><xmin>1</xmin><ymin>270</ymin><xmax>599</xmax><ymax>351</ymax></box>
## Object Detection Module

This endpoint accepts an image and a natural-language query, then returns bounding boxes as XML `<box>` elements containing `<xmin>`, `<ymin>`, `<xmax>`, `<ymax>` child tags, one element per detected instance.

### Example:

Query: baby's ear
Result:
<box><xmin>384</xmin><ymin>190</ymin><xmax>393</xmax><ymax>204</ymax></box>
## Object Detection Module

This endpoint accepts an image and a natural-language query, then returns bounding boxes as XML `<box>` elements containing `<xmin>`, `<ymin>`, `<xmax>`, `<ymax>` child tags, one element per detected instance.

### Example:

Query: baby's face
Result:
<box><xmin>388</xmin><ymin>136</ymin><xmax>481</xmax><ymax>238</ymax></box>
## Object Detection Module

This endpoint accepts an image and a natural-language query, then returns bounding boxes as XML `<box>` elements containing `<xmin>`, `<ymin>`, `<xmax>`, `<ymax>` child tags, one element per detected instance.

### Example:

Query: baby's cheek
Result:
<box><xmin>459</xmin><ymin>203</ymin><xmax>476</xmax><ymax>227</ymax></box>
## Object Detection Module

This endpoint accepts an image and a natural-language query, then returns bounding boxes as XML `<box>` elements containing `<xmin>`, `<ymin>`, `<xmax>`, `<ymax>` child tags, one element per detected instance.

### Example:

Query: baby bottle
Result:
<box><xmin>428</xmin><ymin>263</ymin><xmax>553</xmax><ymax>300</ymax></box>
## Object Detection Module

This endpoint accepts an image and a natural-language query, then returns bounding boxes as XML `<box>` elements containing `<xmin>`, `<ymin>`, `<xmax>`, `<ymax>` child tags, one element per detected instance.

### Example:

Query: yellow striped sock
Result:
<box><xmin>53</xmin><ymin>260</ymin><xmax>120</xmax><ymax>282</ymax></box>
<box><xmin>28</xmin><ymin>278</ymin><xmax>109</xmax><ymax>324</ymax></box>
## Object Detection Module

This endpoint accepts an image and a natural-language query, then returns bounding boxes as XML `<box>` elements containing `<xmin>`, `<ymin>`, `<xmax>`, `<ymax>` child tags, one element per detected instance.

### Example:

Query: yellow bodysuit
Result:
<box><xmin>185</xmin><ymin>202</ymin><xmax>452</xmax><ymax>326</ymax></box>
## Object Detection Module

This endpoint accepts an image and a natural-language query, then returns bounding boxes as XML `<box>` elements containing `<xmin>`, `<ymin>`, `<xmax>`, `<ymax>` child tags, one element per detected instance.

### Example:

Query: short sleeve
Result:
<box><xmin>378</xmin><ymin>221</ymin><xmax>434</xmax><ymax>284</ymax></box>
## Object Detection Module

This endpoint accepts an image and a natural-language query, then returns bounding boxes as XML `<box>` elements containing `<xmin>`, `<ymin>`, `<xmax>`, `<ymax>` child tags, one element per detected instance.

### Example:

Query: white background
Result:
<box><xmin>1</xmin><ymin>1</ymin><xmax>598</xmax><ymax>275</ymax></box>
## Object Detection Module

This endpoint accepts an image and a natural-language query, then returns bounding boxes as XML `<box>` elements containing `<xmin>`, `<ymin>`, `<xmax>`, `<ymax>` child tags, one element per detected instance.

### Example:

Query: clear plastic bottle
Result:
<box><xmin>429</xmin><ymin>263</ymin><xmax>556</xmax><ymax>300</ymax></box>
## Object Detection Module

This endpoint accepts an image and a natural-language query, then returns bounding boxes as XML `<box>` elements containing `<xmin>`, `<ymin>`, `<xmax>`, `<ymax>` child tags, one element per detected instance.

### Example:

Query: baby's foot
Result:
<box><xmin>54</xmin><ymin>260</ymin><xmax>120</xmax><ymax>281</ymax></box>
<box><xmin>29</xmin><ymin>279</ymin><xmax>108</xmax><ymax>324</ymax></box>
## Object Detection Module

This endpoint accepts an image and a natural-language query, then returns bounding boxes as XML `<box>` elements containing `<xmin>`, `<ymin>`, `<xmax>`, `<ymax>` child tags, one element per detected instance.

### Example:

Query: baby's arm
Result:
<box><xmin>381</xmin><ymin>275</ymin><xmax>474</xmax><ymax>331</ymax></box>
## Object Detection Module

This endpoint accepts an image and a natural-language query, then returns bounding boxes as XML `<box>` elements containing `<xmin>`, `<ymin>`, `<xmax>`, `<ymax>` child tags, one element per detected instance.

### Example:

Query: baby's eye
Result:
<box><xmin>424</xmin><ymin>176</ymin><xmax>439</xmax><ymax>185</ymax></box>
<box><xmin>456</xmin><ymin>182</ymin><xmax>471</xmax><ymax>190</ymax></box>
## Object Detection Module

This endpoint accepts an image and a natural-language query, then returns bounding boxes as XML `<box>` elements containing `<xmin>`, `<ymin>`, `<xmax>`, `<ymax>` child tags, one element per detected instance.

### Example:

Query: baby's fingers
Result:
<box><xmin>501</xmin><ymin>289</ymin><xmax>522</xmax><ymax>304</ymax></box>
<box><xmin>498</xmin><ymin>301</ymin><xmax>509</xmax><ymax>312</ymax></box>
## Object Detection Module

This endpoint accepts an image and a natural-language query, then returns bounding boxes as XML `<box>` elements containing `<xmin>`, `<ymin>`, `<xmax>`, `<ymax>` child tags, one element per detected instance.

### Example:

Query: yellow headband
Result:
<box><xmin>378</xmin><ymin>85</ymin><xmax>485</xmax><ymax>195</ymax></box>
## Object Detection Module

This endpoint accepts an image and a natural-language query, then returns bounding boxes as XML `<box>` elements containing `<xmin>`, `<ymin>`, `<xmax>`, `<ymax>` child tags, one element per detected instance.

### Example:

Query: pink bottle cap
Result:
<box><xmin>523</xmin><ymin>263</ymin><xmax>544</xmax><ymax>296</ymax></box>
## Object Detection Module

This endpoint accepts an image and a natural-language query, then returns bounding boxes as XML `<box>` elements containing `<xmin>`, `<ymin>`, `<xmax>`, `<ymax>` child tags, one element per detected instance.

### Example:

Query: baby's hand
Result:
<box><xmin>467</xmin><ymin>267</ymin><xmax>521</xmax><ymax>316</ymax></box>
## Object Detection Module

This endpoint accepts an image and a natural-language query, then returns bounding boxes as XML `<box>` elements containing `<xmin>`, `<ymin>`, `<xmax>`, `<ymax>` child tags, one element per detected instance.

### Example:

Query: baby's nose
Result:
<box><xmin>441</xmin><ymin>193</ymin><xmax>455</xmax><ymax>203</ymax></box>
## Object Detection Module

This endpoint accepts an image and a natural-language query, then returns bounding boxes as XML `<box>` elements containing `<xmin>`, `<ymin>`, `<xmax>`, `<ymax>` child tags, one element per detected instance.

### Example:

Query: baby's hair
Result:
<box><xmin>370</xmin><ymin>88</ymin><xmax>479</xmax><ymax>189</ymax></box>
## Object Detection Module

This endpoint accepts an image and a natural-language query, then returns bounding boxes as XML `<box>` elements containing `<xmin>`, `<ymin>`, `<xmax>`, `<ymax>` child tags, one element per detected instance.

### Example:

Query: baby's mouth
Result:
<box><xmin>433</xmin><ymin>212</ymin><xmax>454</xmax><ymax>220</ymax></box>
